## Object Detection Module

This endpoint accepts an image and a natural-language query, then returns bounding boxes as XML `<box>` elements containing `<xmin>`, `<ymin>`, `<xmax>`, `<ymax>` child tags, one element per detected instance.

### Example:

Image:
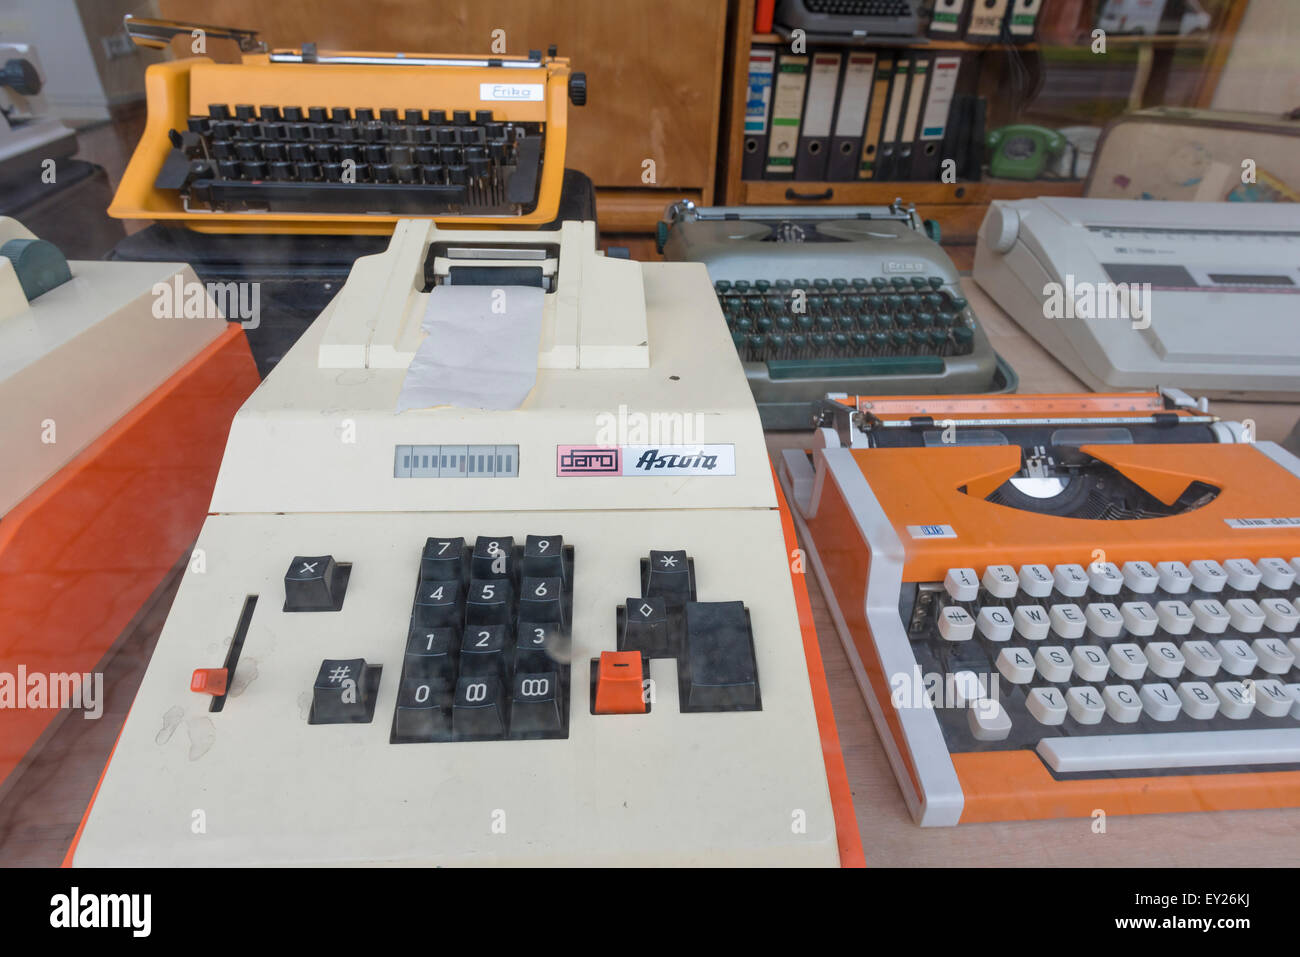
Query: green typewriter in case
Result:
<box><xmin>658</xmin><ymin>200</ymin><xmax>1016</xmax><ymax>429</ymax></box>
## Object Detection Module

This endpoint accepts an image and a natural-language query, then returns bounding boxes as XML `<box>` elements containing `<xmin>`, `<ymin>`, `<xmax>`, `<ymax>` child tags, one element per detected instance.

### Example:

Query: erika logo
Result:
<box><xmin>49</xmin><ymin>888</ymin><xmax>151</xmax><ymax>937</ymax></box>
<box><xmin>633</xmin><ymin>449</ymin><xmax>718</xmax><ymax>471</ymax></box>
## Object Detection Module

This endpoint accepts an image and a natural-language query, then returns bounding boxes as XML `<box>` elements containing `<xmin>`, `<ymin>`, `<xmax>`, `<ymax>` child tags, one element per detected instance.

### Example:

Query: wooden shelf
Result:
<box><xmin>752</xmin><ymin>32</ymin><xmax>1038</xmax><ymax>52</ymax></box>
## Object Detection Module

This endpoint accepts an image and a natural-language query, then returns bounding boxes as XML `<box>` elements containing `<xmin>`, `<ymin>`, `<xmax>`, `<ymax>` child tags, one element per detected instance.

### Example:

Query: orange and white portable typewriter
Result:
<box><xmin>109</xmin><ymin>16</ymin><xmax>585</xmax><ymax>234</ymax></box>
<box><xmin>779</xmin><ymin>390</ymin><xmax>1300</xmax><ymax>825</ymax></box>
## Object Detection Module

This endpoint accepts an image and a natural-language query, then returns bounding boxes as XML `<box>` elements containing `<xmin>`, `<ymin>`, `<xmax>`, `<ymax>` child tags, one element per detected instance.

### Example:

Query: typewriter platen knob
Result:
<box><xmin>568</xmin><ymin>71</ymin><xmax>587</xmax><ymax>107</ymax></box>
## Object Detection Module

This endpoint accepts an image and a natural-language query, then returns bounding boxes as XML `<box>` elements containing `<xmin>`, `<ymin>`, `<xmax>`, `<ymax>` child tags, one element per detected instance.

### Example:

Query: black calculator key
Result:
<box><xmin>522</xmin><ymin>534</ymin><xmax>565</xmax><ymax>579</ymax></box>
<box><xmin>284</xmin><ymin>555</ymin><xmax>349</xmax><ymax>611</ymax></box>
<box><xmin>412</xmin><ymin>578</ymin><xmax>462</xmax><ymax>628</ymax></box>
<box><xmin>421</xmin><ymin>537</ymin><xmax>465</xmax><ymax>581</ymax></box>
<box><xmin>309</xmin><ymin>658</ymin><xmax>380</xmax><ymax>724</ymax></box>
<box><xmin>393</xmin><ymin>676</ymin><xmax>453</xmax><ymax>741</ymax></box>
<box><xmin>509</xmin><ymin>672</ymin><xmax>563</xmax><ymax>736</ymax></box>
<box><xmin>619</xmin><ymin>595</ymin><xmax>676</xmax><ymax>659</ymax></box>
<box><xmin>460</xmin><ymin>624</ymin><xmax>511</xmax><ymax>678</ymax></box>
<box><xmin>644</xmin><ymin>550</ymin><xmax>695</xmax><ymax>606</ymax></box>
<box><xmin>518</xmin><ymin>577</ymin><xmax>564</xmax><ymax>625</ymax></box>
<box><xmin>681</xmin><ymin>601</ymin><xmax>760</xmax><ymax>711</ymax></box>
<box><xmin>403</xmin><ymin>625</ymin><xmax>458</xmax><ymax>681</ymax></box>
<box><xmin>515</xmin><ymin>621</ymin><xmax>564</xmax><ymax>673</ymax></box>
<box><xmin>465</xmin><ymin>578</ymin><xmax>513</xmax><ymax>626</ymax></box>
<box><xmin>452</xmin><ymin>676</ymin><xmax>507</xmax><ymax>740</ymax></box>
<box><xmin>472</xmin><ymin>536</ymin><xmax>514</xmax><ymax>579</ymax></box>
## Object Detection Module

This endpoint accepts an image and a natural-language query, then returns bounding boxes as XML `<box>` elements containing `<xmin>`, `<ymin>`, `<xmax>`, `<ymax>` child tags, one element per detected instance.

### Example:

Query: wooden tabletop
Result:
<box><xmin>765</xmin><ymin>277</ymin><xmax>1300</xmax><ymax>865</ymax></box>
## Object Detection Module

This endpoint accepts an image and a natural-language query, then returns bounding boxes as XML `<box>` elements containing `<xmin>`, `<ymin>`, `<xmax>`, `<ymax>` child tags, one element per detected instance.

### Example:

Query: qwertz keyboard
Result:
<box><xmin>804</xmin><ymin>0</ymin><xmax>913</xmax><ymax>15</ymax></box>
<box><xmin>915</xmin><ymin>558</ymin><xmax>1300</xmax><ymax>771</ymax></box>
<box><xmin>159</xmin><ymin>106</ymin><xmax>542</xmax><ymax>215</ymax></box>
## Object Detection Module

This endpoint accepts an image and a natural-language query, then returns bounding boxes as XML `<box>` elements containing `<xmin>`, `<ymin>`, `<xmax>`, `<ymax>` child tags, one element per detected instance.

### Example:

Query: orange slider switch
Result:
<box><xmin>190</xmin><ymin>668</ymin><xmax>228</xmax><ymax>696</ymax></box>
<box><xmin>593</xmin><ymin>651</ymin><xmax>647</xmax><ymax>714</ymax></box>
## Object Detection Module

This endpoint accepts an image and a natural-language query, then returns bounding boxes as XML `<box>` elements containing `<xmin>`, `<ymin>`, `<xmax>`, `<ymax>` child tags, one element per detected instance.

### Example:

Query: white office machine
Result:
<box><xmin>974</xmin><ymin>197</ymin><xmax>1300</xmax><ymax>400</ymax></box>
<box><xmin>71</xmin><ymin>220</ymin><xmax>845</xmax><ymax>867</ymax></box>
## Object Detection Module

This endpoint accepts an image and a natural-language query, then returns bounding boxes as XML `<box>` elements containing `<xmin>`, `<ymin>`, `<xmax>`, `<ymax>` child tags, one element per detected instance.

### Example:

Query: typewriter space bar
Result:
<box><xmin>197</xmin><ymin>179</ymin><xmax>468</xmax><ymax>213</ymax></box>
<box><xmin>1037</xmin><ymin>729</ymin><xmax>1300</xmax><ymax>773</ymax></box>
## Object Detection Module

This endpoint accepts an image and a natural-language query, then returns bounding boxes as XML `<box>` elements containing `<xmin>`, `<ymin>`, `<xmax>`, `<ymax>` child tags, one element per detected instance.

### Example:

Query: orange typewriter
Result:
<box><xmin>778</xmin><ymin>390</ymin><xmax>1300</xmax><ymax>825</ymax></box>
<box><xmin>109</xmin><ymin>16</ymin><xmax>586</xmax><ymax>234</ymax></box>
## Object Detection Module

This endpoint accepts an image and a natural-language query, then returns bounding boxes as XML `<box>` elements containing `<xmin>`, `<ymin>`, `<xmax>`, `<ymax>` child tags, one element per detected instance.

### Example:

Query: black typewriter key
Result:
<box><xmin>309</xmin><ymin>658</ymin><xmax>380</xmax><ymax>724</ymax></box>
<box><xmin>371</xmin><ymin>162</ymin><xmax>394</xmax><ymax>183</ymax></box>
<box><xmin>235</xmin><ymin>141</ymin><xmax>260</xmax><ymax>160</ymax></box>
<box><xmin>485</xmin><ymin>122</ymin><xmax>506</xmax><ymax>141</ymax></box>
<box><xmin>208</xmin><ymin>103</ymin><xmax>231</xmax><ymax>120</ymax></box>
<box><xmin>329</xmin><ymin>106</ymin><xmax>351</xmax><ymax>122</ymax></box>
<box><xmin>903</xmin><ymin>294</ymin><xmax>921</xmax><ymax>309</ymax></box>
<box><xmin>286</xmin><ymin>142</ymin><xmax>309</xmax><ymax>162</ymax></box>
<box><xmin>240</xmin><ymin>160</ymin><xmax>267</xmax><ymax>179</ymax></box>
<box><xmin>452</xmin><ymin>109</ymin><xmax>471</xmax><ymax>125</ymax></box>
<box><xmin>309</xmin><ymin>124</ymin><xmax>332</xmax><ymax>141</ymax></box>
<box><xmin>518</xmin><ymin>577</ymin><xmax>564</xmax><ymax>626</ymax></box>
<box><xmin>426</xmin><ymin>109</ymin><xmax>447</xmax><ymax>125</ymax></box>
<box><xmin>404</xmin><ymin>108</ymin><xmax>424</xmax><ymax>124</ymax></box>
<box><xmin>390</xmin><ymin>145</ymin><xmax>413</xmax><ymax>165</ymax></box>
<box><xmin>217</xmin><ymin>159</ymin><xmax>241</xmax><ymax>179</ymax></box>
<box><xmin>619</xmin><ymin>595</ymin><xmax>674</xmax><ymax>659</ymax></box>
<box><xmin>269</xmin><ymin>161</ymin><xmax>294</xmax><ymax>180</ymax></box>
<box><xmin>259</xmin><ymin>105</ymin><xmax>282</xmax><ymax>121</ymax></box>
<box><xmin>447</xmin><ymin>164</ymin><xmax>469</xmax><ymax>185</ymax></box>
<box><xmin>421</xmin><ymin>537</ymin><xmax>466</xmax><ymax>581</ymax></box>
<box><xmin>393</xmin><ymin>676</ymin><xmax>453</xmax><ymax>742</ymax></box>
<box><xmin>361</xmin><ymin>123</ymin><xmax>382</xmax><ymax>142</ymax></box>
<box><xmin>288</xmin><ymin>123</ymin><xmax>311</xmax><ymax>141</ymax></box>
<box><xmin>462</xmin><ymin>126</ymin><xmax>486</xmax><ymax>145</ymax></box>
<box><xmin>297</xmin><ymin>161</ymin><xmax>322</xmax><ymax>181</ymax></box>
<box><xmin>384</xmin><ymin>121</ymin><xmax>404</xmax><ymax>139</ymax></box>
<box><xmin>364</xmin><ymin>144</ymin><xmax>387</xmax><ymax>164</ymax></box>
<box><xmin>281</xmin><ymin>106</ymin><xmax>303</xmax><ymax>122</ymax></box>
<box><xmin>953</xmin><ymin>326</ymin><xmax>974</xmax><ymax>348</ymax></box>
<box><xmin>421</xmin><ymin>164</ymin><xmax>445</xmax><ymax>184</ymax></box>
<box><xmin>396</xmin><ymin>125</ymin><xmax>419</xmax><ymax>144</ymax></box>
<box><xmin>890</xmin><ymin>276</ymin><xmax>908</xmax><ymax>289</ymax></box>
<box><xmin>515</xmin><ymin>621</ymin><xmax>563</xmax><ymax>673</ymax></box>
<box><xmin>465</xmin><ymin>579</ymin><xmax>513</xmax><ymax>626</ymax></box>
<box><xmin>439</xmin><ymin>145</ymin><xmax>461</xmax><ymax>165</ymax></box>
<box><xmin>509</xmin><ymin>672</ymin><xmax>563</xmax><ymax>737</ymax></box>
<box><xmin>379</xmin><ymin>108</ymin><xmax>399</xmax><ymax>124</ymax></box>
<box><xmin>339</xmin><ymin>144</ymin><xmax>361</xmax><ymax>163</ymax></box>
<box><xmin>452</xmin><ymin>676</ymin><xmax>507</xmax><ymax>740</ymax></box>
<box><xmin>414</xmin><ymin>146</ymin><xmax>436</xmax><ymax>164</ymax></box>
<box><xmin>460</xmin><ymin>624</ymin><xmax>511</xmax><ymax>679</ymax></box>
<box><xmin>234</xmin><ymin>103</ymin><xmax>255</xmax><ymax>119</ymax></box>
<box><xmin>436</xmin><ymin>126</ymin><xmax>457</xmax><ymax>145</ymax></box>
<box><xmin>212</xmin><ymin>121</ymin><xmax>237</xmax><ymax>139</ymax></box>
<box><xmin>355</xmin><ymin>107</ymin><xmax>374</xmax><ymax>123</ymax></box>
<box><xmin>412</xmin><ymin>125</ymin><xmax>434</xmax><ymax>144</ymax></box>
<box><xmin>306</xmin><ymin>106</ymin><xmax>327</xmax><ymax>123</ymax></box>
<box><xmin>928</xmin><ymin>276</ymin><xmax>944</xmax><ymax>289</ymax></box>
<box><xmin>232</xmin><ymin>122</ymin><xmax>256</xmax><ymax>139</ymax></box>
<box><xmin>187</xmin><ymin>116</ymin><xmax>209</xmax><ymax>134</ymax></box>
<box><xmin>522</xmin><ymin>535</ymin><xmax>566</xmax><ymax>579</ymax></box>
<box><xmin>394</xmin><ymin>164</ymin><xmax>418</xmax><ymax>183</ymax></box>
<box><xmin>474</xmin><ymin>109</ymin><xmax>493</xmax><ymax>124</ymax></box>
<box><xmin>472</xmin><ymin>537</ymin><xmax>514</xmax><ymax>580</ymax></box>
<box><xmin>413</xmin><ymin>578</ymin><xmax>462</xmax><ymax>628</ymax></box>
<box><xmin>322</xmin><ymin>162</ymin><xmax>344</xmax><ymax>182</ymax></box>
<box><xmin>310</xmin><ymin>143</ymin><xmax>334</xmax><ymax>162</ymax></box>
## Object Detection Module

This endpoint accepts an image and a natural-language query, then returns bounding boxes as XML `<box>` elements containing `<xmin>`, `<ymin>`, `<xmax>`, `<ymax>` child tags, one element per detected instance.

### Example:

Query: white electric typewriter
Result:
<box><xmin>70</xmin><ymin>220</ymin><xmax>848</xmax><ymax>866</ymax></box>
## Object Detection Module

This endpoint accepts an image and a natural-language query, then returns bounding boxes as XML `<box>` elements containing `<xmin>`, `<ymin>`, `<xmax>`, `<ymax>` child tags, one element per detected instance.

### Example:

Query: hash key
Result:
<box><xmin>465</xmin><ymin>578</ymin><xmax>513</xmax><ymax>626</ymax></box>
<box><xmin>472</xmin><ymin>536</ymin><xmax>514</xmax><ymax>580</ymax></box>
<box><xmin>644</xmin><ymin>549</ymin><xmax>695</xmax><ymax>606</ymax></box>
<box><xmin>421</xmin><ymin>537</ymin><xmax>465</xmax><ymax>581</ymax></box>
<box><xmin>413</xmin><ymin>578</ymin><xmax>461</xmax><ymax>628</ymax></box>
<box><xmin>523</xmin><ymin>535</ymin><xmax>566</xmax><ymax>579</ymax></box>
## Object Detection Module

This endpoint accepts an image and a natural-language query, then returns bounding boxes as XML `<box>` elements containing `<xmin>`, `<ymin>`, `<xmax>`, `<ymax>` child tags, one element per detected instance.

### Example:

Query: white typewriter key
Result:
<box><xmin>977</xmin><ymin>606</ymin><xmax>1014</xmax><ymax>642</ymax></box>
<box><xmin>1224</xmin><ymin>558</ymin><xmax>1262</xmax><ymax>592</ymax></box>
<box><xmin>1107</xmin><ymin>643</ymin><xmax>1147</xmax><ymax>680</ymax></box>
<box><xmin>1258</xmin><ymin>557</ymin><xmax>1296</xmax><ymax>591</ymax></box>
<box><xmin>1120</xmin><ymin>601</ymin><xmax>1158</xmax><ymax>637</ymax></box>
<box><xmin>1026</xmin><ymin>687</ymin><xmax>1068</xmax><ymax>725</ymax></box>
<box><xmin>1226</xmin><ymin>598</ymin><xmax>1265</xmax><ymax>633</ymax></box>
<box><xmin>1155</xmin><ymin>600</ymin><xmax>1194</xmax><ymax>636</ymax></box>
<box><xmin>951</xmin><ymin>670</ymin><xmax>985</xmax><ymax>708</ymax></box>
<box><xmin>982</xmin><ymin>564</ymin><xmax>1019</xmax><ymax>599</ymax></box>
<box><xmin>1053</xmin><ymin>563</ymin><xmax>1089</xmax><ymax>598</ymax></box>
<box><xmin>1139</xmin><ymin>683</ymin><xmax>1181</xmax><ymax>721</ymax></box>
<box><xmin>967</xmin><ymin>699</ymin><xmax>1012</xmax><ymax>742</ymax></box>
<box><xmin>1215</xmin><ymin>639</ymin><xmax>1258</xmax><ymax>677</ymax></box>
<box><xmin>1253</xmin><ymin>679</ymin><xmax>1293</xmax><ymax>718</ymax></box>
<box><xmin>1177</xmin><ymin>682</ymin><xmax>1220</xmax><ymax>719</ymax></box>
<box><xmin>1066</xmin><ymin>686</ymin><xmax>1106</xmax><ymax>725</ymax></box>
<box><xmin>1121</xmin><ymin>560</ymin><xmax>1159</xmax><ymax>593</ymax></box>
<box><xmin>1049</xmin><ymin>603</ymin><xmax>1086</xmax><ymax>639</ymax></box>
<box><xmin>1071</xmin><ymin>645</ymin><xmax>1110</xmax><ymax>682</ymax></box>
<box><xmin>1018</xmin><ymin>564</ymin><xmax>1054</xmax><ymax>598</ymax></box>
<box><xmin>1181</xmin><ymin>641</ymin><xmax>1222</xmax><ymax>677</ymax></box>
<box><xmin>1190</xmin><ymin>559</ymin><xmax>1227</xmax><ymax>592</ymax></box>
<box><xmin>1191</xmin><ymin>599</ymin><xmax>1229</xmax><ymax>634</ymax></box>
<box><xmin>1292</xmin><ymin>558</ymin><xmax>1300</xmax><ymax>578</ymax></box>
<box><xmin>1088</xmin><ymin>561</ymin><xmax>1123</xmax><ymax>595</ymax></box>
<box><xmin>1214</xmin><ymin>681</ymin><xmax>1254</xmax><ymax>719</ymax></box>
<box><xmin>1035</xmin><ymin>646</ymin><xmax>1073</xmax><ymax>683</ymax></box>
<box><xmin>1103</xmin><ymin>685</ymin><xmax>1142</xmax><ymax>723</ymax></box>
<box><xmin>1156</xmin><ymin>560</ymin><xmax>1193</xmax><ymax>594</ymax></box>
<box><xmin>1250</xmin><ymin>638</ymin><xmax>1295</xmax><ymax>675</ymax></box>
<box><xmin>1262</xmin><ymin>597</ymin><xmax>1300</xmax><ymax>633</ymax></box>
<box><xmin>996</xmin><ymin>647</ymin><xmax>1036</xmax><ymax>684</ymax></box>
<box><xmin>1144</xmin><ymin>642</ymin><xmax>1185</xmax><ymax>679</ymax></box>
<box><xmin>937</xmin><ymin>606</ymin><xmax>976</xmax><ymax>641</ymax></box>
<box><xmin>944</xmin><ymin>567</ymin><xmax>979</xmax><ymax>602</ymax></box>
<box><xmin>1013</xmin><ymin>605</ymin><xmax>1050</xmax><ymax>641</ymax></box>
<box><xmin>1290</xmin><ymin>637</ymin><xmax>1300</xmax><ymax>661</ymax></box>
<box><xmin>1287</xmin><ymin>684</ymin><xmax>1300</xmax><ymax>720</ymax></box>
<box><xmin>1084</xmin><ymin>602</ymin><xmax>1122</xmax><ymax>638</ymax></box>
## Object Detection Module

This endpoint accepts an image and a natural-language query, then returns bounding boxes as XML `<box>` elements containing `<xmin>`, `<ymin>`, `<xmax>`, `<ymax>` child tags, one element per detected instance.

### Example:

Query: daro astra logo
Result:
<box><xmin>152</xmin><ymin>275</ymin><xmax>261</xmax><ymax>329</ymax></box>
<box><xmin>50</xmin><ymin>888</ymin><xmax>151</xmax><ymax>937</ymax></box>
<box><xmin>1042</xmin><ymin>274</ymin><xmax>1152</xmax><ymax>330</ymax></box>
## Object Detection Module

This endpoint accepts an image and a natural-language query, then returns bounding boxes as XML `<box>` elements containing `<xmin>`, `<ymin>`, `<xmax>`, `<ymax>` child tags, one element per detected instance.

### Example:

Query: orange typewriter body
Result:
<box><xmin>109</xmin><ymin>49</ymin><xmax>574</xmax><ymax>234</ymax></box>
<box><xmin>781</xmin><ymin>391</ymin><xmax>1300</xmax><ymax>825</ymax></box>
